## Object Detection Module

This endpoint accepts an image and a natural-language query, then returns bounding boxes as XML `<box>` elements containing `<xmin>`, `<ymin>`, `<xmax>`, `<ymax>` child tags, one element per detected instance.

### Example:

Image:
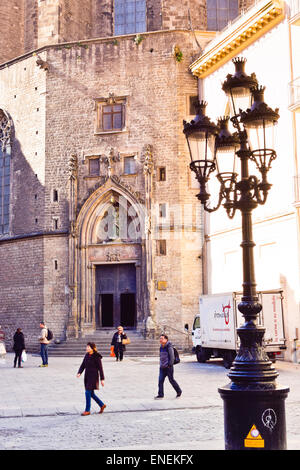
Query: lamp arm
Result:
<box><xmin>248</xmin><ymin>175</ymin><xmax>270</xmax><ymax>205</ymax></box>
<box><xmin>202</xmin><ymin>180</ymin><xmax>224</xmax><ymax>213</ymax></box>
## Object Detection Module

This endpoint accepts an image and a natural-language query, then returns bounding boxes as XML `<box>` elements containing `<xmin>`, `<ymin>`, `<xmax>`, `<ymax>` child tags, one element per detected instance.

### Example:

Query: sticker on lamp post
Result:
<box><xmin>244</xmin><ymin>425</ymin><xmax>265</xmax><ymax>448</ymax></box>
<box><xmin>262</xmin><ymin>408</ymin><xmax>277</xmax><ymax>431</ymax></box>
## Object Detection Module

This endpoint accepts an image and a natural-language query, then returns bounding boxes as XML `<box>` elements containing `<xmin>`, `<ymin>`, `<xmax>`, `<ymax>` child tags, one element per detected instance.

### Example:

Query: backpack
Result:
<box><xmin>46</xmin><ymin>329</ymin><xmax>53</xmax><ymax>341</ymax></box>
<box><xmin>173</xmin><ymin>346</ymin><xmax>180</xmax><ymax>365</ymax></box>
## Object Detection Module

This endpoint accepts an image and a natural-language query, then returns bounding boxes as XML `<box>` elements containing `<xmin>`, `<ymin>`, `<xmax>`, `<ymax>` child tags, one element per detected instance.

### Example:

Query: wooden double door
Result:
<box><xmin>95</xmin><ymin>263</ymin><xmax>136</xmax><ymax>328</ymax></box>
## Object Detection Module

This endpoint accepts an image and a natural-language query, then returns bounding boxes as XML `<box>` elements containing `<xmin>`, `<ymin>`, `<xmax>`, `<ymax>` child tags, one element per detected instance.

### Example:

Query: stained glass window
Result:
<box><xmin>115</xmin><ymin>0</ymin><xmax>146</xmax><ymax>35</ymax></box>
<box><xmin>207</xmin><ymin>0</ymin><xmax>239</xmax><ymax>31</ymax></box>
<box><xmin>0</xmin><ymin>111</ymin><xmax>11</xmax><ymax>235</ymax></box>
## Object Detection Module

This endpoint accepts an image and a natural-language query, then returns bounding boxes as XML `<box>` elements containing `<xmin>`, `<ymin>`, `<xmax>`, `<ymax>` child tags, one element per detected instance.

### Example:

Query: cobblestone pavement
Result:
<box><xmin>0</xmin><ymin>353</ymin><xmax>299</xmax><ymax>450</ymax></box>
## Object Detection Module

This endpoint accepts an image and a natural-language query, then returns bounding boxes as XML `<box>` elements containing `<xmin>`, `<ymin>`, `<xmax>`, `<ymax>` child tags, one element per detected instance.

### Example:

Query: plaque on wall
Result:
<box><xmin>157</xmin><ymin>281</ymin><xmax>167</xmax><ymax>291</ymax></box>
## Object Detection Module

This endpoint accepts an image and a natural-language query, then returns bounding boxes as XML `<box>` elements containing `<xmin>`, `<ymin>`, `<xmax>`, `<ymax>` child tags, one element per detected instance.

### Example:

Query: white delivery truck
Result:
<box><xmin>192</xmin><ymin>291</ymin><xmax>286</xmax><ymax>368</ymax></box>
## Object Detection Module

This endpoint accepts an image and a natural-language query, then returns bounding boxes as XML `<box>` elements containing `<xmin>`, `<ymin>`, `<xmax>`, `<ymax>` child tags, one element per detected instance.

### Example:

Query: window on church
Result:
<box><xmin>158</xmin><ymin>167</ymin><xmax>166</xmax><ymax>181</ymax></box>
<box><xmin>207</xmin><ymin>0</ymin><xmax>239</xmax><ymax>31</ymax></box>
<box><xmin>95</xmin><ymin>96</ymin><xmax>126</xmax><ymax>134</ymax></box>
<box><xmin>157</xmin><ymin>240</ymin><xmax>167</xmax><ymax>256</ymax></box>
<box><xmin>89</xmin><ymin>157</ymin><xmax>100</xmax><ymax>176</ymax></box>
<box><xmin>0</xmin><ymin>111</ymin><xmax>11</xmax><ymax>236</ymax></box>
<box><xmin>159</xmin><ymin>203</ymin><xmax>167</xmax><ymax>218</ymax></box>
<box><xmin>114</xmin><ymin>0</ymin><xmax>146</xmax><ymax>35</ymax></box>
<box><xmin>124</xmin><ymin>156</ymin><xmax>136</xmax><ymax>174</ymax></box>
<box><xmin>102</xmin><ymin>104</ymin><xmax>123</xmax><ymax>131</ymax></box>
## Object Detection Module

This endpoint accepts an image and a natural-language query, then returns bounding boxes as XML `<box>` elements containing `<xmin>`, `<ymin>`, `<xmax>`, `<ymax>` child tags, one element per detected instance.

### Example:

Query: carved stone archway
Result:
<box><xmin>68</xmin><ymin>177</ymin><xmax>149</xmax><ymax>336</ymax></box>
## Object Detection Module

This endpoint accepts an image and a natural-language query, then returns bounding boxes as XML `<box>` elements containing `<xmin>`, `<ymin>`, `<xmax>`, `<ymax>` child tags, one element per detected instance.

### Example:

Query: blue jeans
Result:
<box><xmin>158</xmin><ymin>366</ymin><xmax>181</xmax><ymax>397</ymax></box>
<box><xmin>85</xmin><ymin>390</ymin><xmax>104</xmax><ymax>412</ymax></box>
<box><xmin>40</xmin><ymin>344</ymin><xmax>48</xmax><ymax>365</ymax></box>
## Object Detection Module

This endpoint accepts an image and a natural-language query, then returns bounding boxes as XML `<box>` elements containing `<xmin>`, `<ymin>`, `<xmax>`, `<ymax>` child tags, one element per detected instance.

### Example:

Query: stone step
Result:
<box><xmin>47</xmin><ymin>329</ymin><xmax>161</xmax><ymax>356</ymax></box>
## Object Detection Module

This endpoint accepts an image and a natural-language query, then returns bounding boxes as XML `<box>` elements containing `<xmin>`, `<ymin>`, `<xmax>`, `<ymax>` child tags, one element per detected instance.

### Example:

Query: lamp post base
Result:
<box><xmin>218</xmin><ymin>384</ymin><xmax>290</xmax><ymax>450</ymax></box>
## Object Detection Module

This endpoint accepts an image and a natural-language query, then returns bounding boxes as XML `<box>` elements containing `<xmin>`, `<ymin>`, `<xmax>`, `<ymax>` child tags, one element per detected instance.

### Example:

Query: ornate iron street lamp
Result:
<box><xmin>183</xmin><ymin>57</ymin><xmax>289</xmax><ymax>450</ymax></box>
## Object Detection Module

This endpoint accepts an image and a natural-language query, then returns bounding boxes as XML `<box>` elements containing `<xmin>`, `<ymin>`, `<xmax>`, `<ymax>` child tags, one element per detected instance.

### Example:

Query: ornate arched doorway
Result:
<box><xmin>69</xmin><ymin>178</ymin><xmax>149</xmax><ymax>335</ymax></box>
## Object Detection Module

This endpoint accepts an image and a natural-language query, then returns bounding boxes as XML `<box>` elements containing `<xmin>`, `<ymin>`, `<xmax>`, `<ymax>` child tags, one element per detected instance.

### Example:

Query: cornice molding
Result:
<box><xmin>190</xmin><ymin>0</ymin><xmax>285</xmax><ymax>78</ymax></box>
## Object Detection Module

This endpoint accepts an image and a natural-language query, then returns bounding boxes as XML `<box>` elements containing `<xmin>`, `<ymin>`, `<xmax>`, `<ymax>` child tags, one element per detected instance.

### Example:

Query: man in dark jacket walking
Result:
<box><xmin>155</xmin><ymin>334</ymin><xmax>182</xmax><ymax>399</ymax></box>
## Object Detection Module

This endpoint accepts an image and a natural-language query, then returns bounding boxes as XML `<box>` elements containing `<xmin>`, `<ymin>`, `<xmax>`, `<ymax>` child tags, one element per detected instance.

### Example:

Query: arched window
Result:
<box><xmin>0</xmin><ymin>110</ymin><xmax>12</xmax><ymax>235</ymax></box>
<box><xmin>207</xmin><ymin>0</ymin><xmax>239</xmax><ymax>31</ymax></box>
<box><xmin>114</xmin><ymin>0</ymin><xmax>146</xmax><ymax>35</ymax></box>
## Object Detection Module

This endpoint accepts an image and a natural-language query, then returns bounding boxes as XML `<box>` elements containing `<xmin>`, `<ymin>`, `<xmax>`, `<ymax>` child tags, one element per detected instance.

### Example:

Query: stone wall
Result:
<box><xmin>0</xmin><ymin>0</ymin><xmax>24</xmax><ymax>64</ymax></box>
<box><xmin>0</xmin><ymin>236</ymin><xmax>44</xmax><ymax>351</ymax></box>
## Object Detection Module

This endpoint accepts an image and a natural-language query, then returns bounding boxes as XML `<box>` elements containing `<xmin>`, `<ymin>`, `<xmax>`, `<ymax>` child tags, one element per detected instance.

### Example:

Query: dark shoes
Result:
<box><xmin>176</xmin><ymin>392</ymin><xmax>182</xmax><ymax>398</ymax></box>
<box><xmin>154</xmin><ymin>395</ymin><xmax>164</xmax><ymax>399</ymax></box>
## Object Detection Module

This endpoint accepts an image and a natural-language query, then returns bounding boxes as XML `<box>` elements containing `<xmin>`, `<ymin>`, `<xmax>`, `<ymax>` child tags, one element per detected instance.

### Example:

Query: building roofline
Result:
<box><xmin>190</xmin><ymin>0</ymin><xmax>285</xmax><ymax>78</ymax></box>
<box><xmin>0</xmin><ymin>29</ymin><xmax>216</xmax><ymax>70</ymax></box>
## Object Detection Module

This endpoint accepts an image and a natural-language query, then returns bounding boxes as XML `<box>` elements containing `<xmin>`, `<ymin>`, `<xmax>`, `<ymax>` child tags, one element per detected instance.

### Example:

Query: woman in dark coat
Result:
<box><xmin>13</xmin><ymin>328</ymin><xmax>25</xmax><ymax>368</ymax></box>
<box><xmin>77</xmin><ymin>342</ymin><xmax>106</xmax><ymax>416</ymax></box>
<box><xmin>111</xmin><ymin>325</ymin><xmax>128</xmax><ymax>362</ymax></box>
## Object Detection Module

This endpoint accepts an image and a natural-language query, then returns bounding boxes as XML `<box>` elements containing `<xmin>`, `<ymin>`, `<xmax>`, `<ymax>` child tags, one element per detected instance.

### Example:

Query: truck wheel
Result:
<box><xmin>267</xmin><ymin>352</ymin><xmax>276</xmax><ymax>363</ymax></box>
<box><xmin>223</xmin><ymin>351</ymin><xmax>236</xmax><ymax>369</ymax></box>
<box><xmin>196</xmin><ymin>347</ymin><xmax>209</xmax><ymax>363</ymax></box>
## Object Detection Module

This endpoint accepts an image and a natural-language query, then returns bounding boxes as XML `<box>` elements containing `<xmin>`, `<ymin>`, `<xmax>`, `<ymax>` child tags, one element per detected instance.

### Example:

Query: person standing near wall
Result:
<box><xmin>39</xmin><ymin>322</ymin><xmax>50</xmax><ymax>367</ymax></box>
<box><xmin>13</xmin><ymin>328</ymin><xmax>26</xmax><ymax>368</ymax></box>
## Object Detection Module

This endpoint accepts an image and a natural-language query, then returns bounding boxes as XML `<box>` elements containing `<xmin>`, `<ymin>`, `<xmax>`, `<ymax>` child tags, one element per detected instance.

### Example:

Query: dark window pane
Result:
<box><xmin>159</xmin><ymin>167</ymin><xmax>166</xmax><ymax>181</ymax></box>
<box><xmin>207</xmin><ymin>18</ymin><xmax>217</xmax><ymax>30</ymax></box>
<box><xmin>113</xmin><ymin>113</ymin><xmax>122</xmax><ymax>129</ymax></box>
<box><xmin>219</xmin><ymin>18</ymin><xmax>228</xmax><ymax>28</ymax></box>
<box><xmin>115</xmin><ymin>25</ymin><xmax>124</xmax><ymax>35</ymax></box>
<box><xmin>229</xmin><ymin>0</ymin><xmax>238</xmax><ymax>10</ymax></box>
<box><xmin>219</xmin><ymin>0</ymin><xmax>228</xmax><ymax>8</ymax></box>
<box><xmin>125</xmin><ymin>23</ymin><xmax>136</xmax><ymax>33</ymax></box>
<box><xmin>136</xmin><ymin>22</ymin><xmax>144</xmax><ymax>32</ymax></box>
<box><xmin>189</xmin><ymin>96</ymin><xmax>198</xmax><ymax>115</ymax></box>
<box><xmin>103</xmin><ymin>114</ymin><xmax>112</xmax><ymax>130</ymax></box>
<box><xmin>124</xmin><ymin>156</ymin><xmax>136</xmax><ymax>174</ymax></box>
<box><xmin>89</xmin><ymin>158</ymin><xmax>100</xmax><ymax>176</ymax></box>
<box><xmin>136</xmin><ymin>0</ymin><xmax>145</xmax><ymax>11</ymax></box>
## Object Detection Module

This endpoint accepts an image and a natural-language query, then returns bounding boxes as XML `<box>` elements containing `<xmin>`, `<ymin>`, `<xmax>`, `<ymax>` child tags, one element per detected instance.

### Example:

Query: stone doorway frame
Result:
<box><xmin>68</xmin><ymin>177</ymin><xmax>150</xmax><ymax>338</ymax></box>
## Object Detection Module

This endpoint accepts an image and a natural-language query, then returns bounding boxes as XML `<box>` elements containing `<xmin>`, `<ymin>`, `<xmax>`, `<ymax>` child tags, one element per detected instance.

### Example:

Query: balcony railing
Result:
<box><xmin>288</xmin><ymin>77</ymin><xmax>300</xmax><ymax>112</ymax></box>
<box><xmin>289</xmin><ymin>0</ymin><xmax>300</xmax><ymax>23</ymax></box>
